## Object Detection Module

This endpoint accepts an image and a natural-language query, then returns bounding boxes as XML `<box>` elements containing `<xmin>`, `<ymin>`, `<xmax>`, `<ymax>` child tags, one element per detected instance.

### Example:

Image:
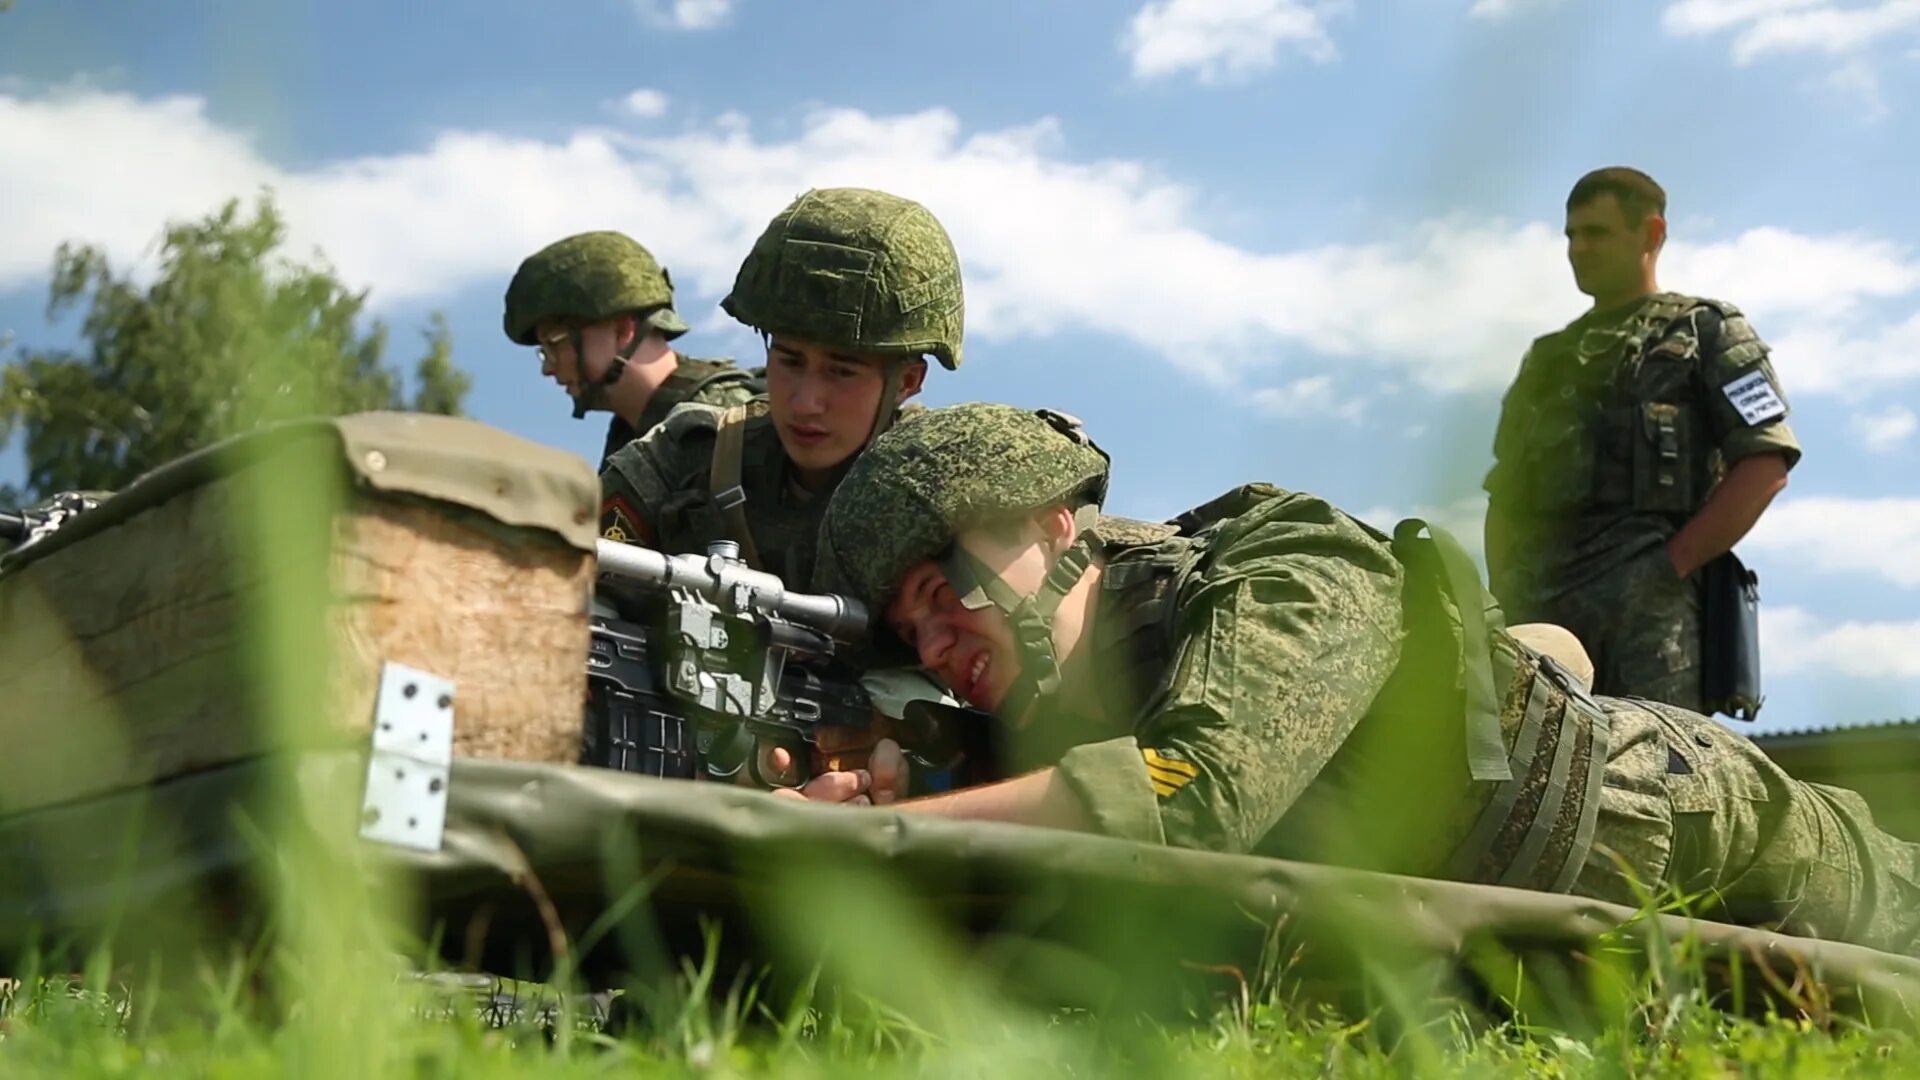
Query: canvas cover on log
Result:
<box><xmin>2</xmin><ymin>752</ymin><xmax>1916</xmax><ymax>1031</ymax></box>
<box><xmin>0</xmin><ymin>413</ymin><xmax>599</xmax><ymax>819</ymax></box>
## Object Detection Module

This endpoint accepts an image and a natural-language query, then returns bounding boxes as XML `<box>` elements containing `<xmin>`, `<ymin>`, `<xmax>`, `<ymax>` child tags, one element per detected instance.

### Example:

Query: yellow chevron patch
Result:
<box><xmin>1143</xmin><ymin>748</ymin><xmax>1197</xmax><ymax>798</ymax></box>
<box><xmin>1143</xmin><ymin>748</ymin><xmax>1198</xmax><ymax>776</ymax></box>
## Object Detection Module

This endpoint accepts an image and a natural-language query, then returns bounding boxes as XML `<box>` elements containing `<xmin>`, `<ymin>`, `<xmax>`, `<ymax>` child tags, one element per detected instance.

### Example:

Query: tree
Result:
<box><xmin>0</xmin><ymin>193</ymin><xmax>472</xmax><ymax>501</ymax></box>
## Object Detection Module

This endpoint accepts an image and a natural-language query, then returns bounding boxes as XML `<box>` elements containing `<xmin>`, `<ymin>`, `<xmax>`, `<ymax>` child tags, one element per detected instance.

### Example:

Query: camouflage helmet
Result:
<box><xmin>813</xmin><ymin>403</ymin><xmax>1109</xmax><ymax>610</ymax></box>
<box><xmin>721</xmin><ymin>188</ymin><xmax>964</xmax><ymax>370</ymax></box>
<box><xmin>502</xmin><ymin>231</ymin><xmax>690</xmax><ymax>346</ymax></box>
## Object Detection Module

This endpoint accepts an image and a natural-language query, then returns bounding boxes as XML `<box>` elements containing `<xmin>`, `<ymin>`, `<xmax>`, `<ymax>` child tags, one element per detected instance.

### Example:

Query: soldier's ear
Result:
<box><xmin>1644</xmin><ymin>214</ymin><xmax>1667</xmax><ymax>254</ymax></box>
<box><xmin>609</xmin><ymin>312</ymin><xmax>640</xmax><ymax>349</ymax></box>
<box><xmin>897</xmin><ymin>359</ymin><xmax>929</xmax><ymax>400</ymax></box>
<box><xmin>1036</xmin><ymin>504</ymin><xmax>1077</xmax><ymax>554</ymax></box>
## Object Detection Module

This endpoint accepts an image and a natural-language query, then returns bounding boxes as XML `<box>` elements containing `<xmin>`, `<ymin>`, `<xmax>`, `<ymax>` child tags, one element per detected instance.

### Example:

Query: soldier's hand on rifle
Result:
<box><xmin>765</xmin><ymin>737</ymin><xmax>909</xmax><ymax>805</ymax></box>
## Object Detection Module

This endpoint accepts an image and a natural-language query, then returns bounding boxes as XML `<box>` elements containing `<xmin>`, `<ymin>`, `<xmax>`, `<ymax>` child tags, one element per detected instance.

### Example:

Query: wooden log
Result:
<box><xmin>329</xmin><ymin>496</ymin><xmax>589</xmax><ymax>765</ymax></box>
<box><xmin>0</xmin><ymin>415</ymin><xmax>596</xmax><ymax>820</ymax></box>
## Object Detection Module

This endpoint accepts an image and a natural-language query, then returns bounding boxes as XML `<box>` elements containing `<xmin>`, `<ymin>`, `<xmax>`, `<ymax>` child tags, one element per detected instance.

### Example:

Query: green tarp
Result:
<box><xmin>4</xmin><ymin>752</ymin><xmax>1916</xmax><ymax>1028</ymax></box>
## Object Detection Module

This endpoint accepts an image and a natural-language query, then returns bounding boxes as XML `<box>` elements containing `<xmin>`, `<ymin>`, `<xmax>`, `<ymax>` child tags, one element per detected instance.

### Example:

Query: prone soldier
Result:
<box><xmin>797</xmin><ymin>403</ymin><xmax>1920</xmax><ymax>957</ymax></box>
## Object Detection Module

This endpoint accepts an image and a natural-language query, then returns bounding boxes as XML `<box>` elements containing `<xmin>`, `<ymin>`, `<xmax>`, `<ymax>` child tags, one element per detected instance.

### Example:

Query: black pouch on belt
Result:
<box><xmin>1701</xmin><ymin>551</ymin><xmax>1764</xmax><ymax>722</ymax></box>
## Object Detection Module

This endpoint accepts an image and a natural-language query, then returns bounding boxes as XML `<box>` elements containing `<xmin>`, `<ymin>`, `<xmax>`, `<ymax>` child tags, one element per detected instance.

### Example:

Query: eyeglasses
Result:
<box><xmin>535</xmin><ymin>331</ymin><xmax>572</xmax><ymax>368</ymax></box>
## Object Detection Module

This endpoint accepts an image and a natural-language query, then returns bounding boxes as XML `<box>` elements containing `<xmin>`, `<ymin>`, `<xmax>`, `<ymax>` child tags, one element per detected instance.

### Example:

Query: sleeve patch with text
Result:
<box><xmin>1722</xmin><ymin>370</ymin><xmax>1787</xmax><ymax>425</ymax></box>
<box><xmin>1143</xmin><ymin>747</ymin><xmax>1199</xmax><ymax>798</ymax></box>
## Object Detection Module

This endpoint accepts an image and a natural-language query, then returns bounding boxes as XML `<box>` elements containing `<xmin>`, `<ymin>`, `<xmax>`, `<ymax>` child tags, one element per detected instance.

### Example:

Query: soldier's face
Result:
<box><xmin>533</xmin><ymin>317</ymin><xmax>628</xmax><ymax>406</ymax></box>
<box><xmin>883</xmin><ymin>512</ymin><xmax>1078</xmax><ymax>717</ymax></box>
<box><xmin>886</xmin><ymin>556</ymin><xmax>1023</xmax><ymax>713</ymax></box>
<box><xmin>1564</xmin><ymin>194</ymin><xmax>1657</xmax><ymax>299</ymax></box>
<box><xmin>766</xmin><ymin>337</ymin><xmax>925</xmax><ymax>474</ymax></box>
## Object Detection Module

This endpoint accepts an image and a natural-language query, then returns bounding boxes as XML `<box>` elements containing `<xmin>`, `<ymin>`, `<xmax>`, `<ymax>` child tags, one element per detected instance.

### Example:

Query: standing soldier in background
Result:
<box><xmin>597</xmin><ymin>187</ymin><xmax>964</xmax><ymax>586</ymax></box>
<box><xmin>504</xmin><ymin>231</ymin><xmax>760</xmax><ymax>468</ymax></box>
<box><xmin>1482</xmin><ymin>168</ymin><xmax>1800</xmax><ymax>713</ymax></box>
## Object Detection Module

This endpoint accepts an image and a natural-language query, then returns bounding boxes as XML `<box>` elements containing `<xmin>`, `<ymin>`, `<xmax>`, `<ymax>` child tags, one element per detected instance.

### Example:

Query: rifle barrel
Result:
<box><xmin>594</xmin><ymin>539</ymin><xmax>871</xmax><ymax>643</ymax></box>
<box><xmin>0</xmin><ymin>510</ymin><xmax>32</xmax><ymax>545</ymax></box>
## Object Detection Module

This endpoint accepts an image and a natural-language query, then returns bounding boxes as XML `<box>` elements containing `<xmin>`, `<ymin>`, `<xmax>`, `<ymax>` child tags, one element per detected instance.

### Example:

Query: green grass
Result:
<box><xmin>2</xmin><ymin>919</ymin><xmax>1915</xmax><ymax>1080</ymax></box>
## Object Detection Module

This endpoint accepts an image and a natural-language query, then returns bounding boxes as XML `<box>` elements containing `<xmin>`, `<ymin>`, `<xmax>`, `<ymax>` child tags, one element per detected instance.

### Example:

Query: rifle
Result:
<box><xmin>585</xmin><ymin>538</ymin><xmax>994</xmax><ymax>790</ymax></box>
<box><xmin>0</xmin><ymin>492</ymin><xmax>105</xmax><ymax>552</ymax></box>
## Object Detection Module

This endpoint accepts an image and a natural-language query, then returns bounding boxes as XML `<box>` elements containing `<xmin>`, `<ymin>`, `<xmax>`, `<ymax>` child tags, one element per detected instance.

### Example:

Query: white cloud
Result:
<box><xmin>2</xmin><ymin>88</ymin><xmax>1917</xmax><ymax>408</ymax></box>
<box><xmin>1765</xmin><ymin>309</ymin><xmax>1920</xmax><ymax>397</ymax></box>
<box><xmin>615</xmin><ymin>88</ymin><xmax>671</xmax><ymax>119</ymax></box>
<box><xmin>1824</xmin><ymin>57</ymin><xmax>1891</xmax><ymax>120</ymax></box>
<box><xmin>1664</xmin><ymin>0</ymin><xmax>1826</xmax><ymax>37</ymax></box>
<box><xmin>1857</xmin><ymin>406</ymin><xmax>1917</xmax><ymax>450</ymax></box>
<box><xmin>631</xmin><ymin>0</ymin><xmax>734</xmax><ymax>31</ymax></box>
<box><xmin>1664</xmin><ymin>0</ymin><xmax>1920</xmax><ymax>65</ymax></box>
<box><xmin>0</xmin><ymin>92</ymin><xmax>269</xmax><ymax>287</ymax></box>
<box><xmin>1763</xmin><ymin>605</ymin><xmax>1920</xmax><ymax>678</ymax></box>
<box><xmin>1469</xmin><ymin>0</ymin><xmax>1564</xmax><ymax>19</ymax></box>
<box><xmin>1737</xmin><ymin>1</ymin><xmax>1920</xmax><ymax>62</ymax></box>
<box><xmin>1660</xmin><ymin>226</ymin><xmax>1919</xmax><ymax>317</ymax></box>
<box><xmin>1744</xmin><ymin>496</ymin><xmax>1920</xmax><ymax>586</ymax></box>
<box><xmin>1123</xmin><ymin>0</ymin><xmax>1346</xmax><ymax>82</ymax></box>
<box><xmin>1250</xmin><ymin>375</ymin><xmax>1366</xmax><ymax>419</ymax></box>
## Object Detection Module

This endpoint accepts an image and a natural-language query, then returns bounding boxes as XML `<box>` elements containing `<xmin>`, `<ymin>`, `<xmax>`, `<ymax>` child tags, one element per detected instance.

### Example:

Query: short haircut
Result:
<box><xmin>972</xmin><ymin>492</ymin><xmax>1091</xmax><ymax>545</ymax></box>
<box><xmin>1566</xmin><ymin>167</ymin><xmax>1667</xmax><ymax>225</ymax></box>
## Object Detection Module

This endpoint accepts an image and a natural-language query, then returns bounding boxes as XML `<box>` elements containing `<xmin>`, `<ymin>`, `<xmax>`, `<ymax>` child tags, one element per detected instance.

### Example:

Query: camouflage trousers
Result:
<box><xmin>1514</xmin><ymin>546</ymin><xmax>1703</xmax><ymax>713</ymax></box>
<box><xmin>1574</xmin><ymin>697</ymin><xmax>1920</xmax><ymax>957</ymax></box>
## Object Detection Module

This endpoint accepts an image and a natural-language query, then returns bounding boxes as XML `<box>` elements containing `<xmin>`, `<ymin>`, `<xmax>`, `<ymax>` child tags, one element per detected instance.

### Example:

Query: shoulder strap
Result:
<box><xmin>1168</xmin><ymin>482</ymin><xmax>1286</xmax><ymax>537</ymax></box>
<box><xmin>636</xmin><ymin>361</ymin><xmax>751</xmax><ymax>430</ymax></box>
<box><xmin>682</xmin><ymin>359</ymin><xmax>763</xmax><ymax>399</ymax></box>
<box><xmin>1113</xmin><ymin>532</ymin><xmax>1216</xmax><ymax>726</ymax></box>
<box><xmin>708</xmin><ymin>405</ymin><xmax>765</xmax><ymax>571</ymax></box>
<box><xmin>1634</xmin><ymin>292</ymin><xmax>1711</xmax><ymax>351</ymax></box>
<box><xmin>1392</xmin><ymin>518</ymin><xmax>1511</xmax><ymax>783</ymax></box>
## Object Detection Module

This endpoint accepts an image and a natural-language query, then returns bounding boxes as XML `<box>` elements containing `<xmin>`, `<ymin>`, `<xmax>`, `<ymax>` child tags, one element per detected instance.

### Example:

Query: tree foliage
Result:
<box><xmin>0</xmin><ymin>194</ymin><xmax>471</xmax><ymax>501</ymax></box>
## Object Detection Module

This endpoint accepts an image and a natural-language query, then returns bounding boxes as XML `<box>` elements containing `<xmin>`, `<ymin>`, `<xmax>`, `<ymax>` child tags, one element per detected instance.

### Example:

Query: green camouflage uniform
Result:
<box><xmin>502</xmin><ymin>230</ymin><xmax>760</xmax><ymax>468</ymax></box>
<box><xmin>599</xmin><ymin>187</ymin><xmax>964</xmax><ymax>579</ymax></box>
<box><xmin>1483</xmin><ymin>293</ymin><xmax>1802</xmax><ymax>710</ymax></box>
<box><xmin>600</xmin><ymin>399</ymin><xmax>840</xmax><ymax>585</ymax></box>
<box><xmin>594</xmin><ymin>359</ymin><xmax>758</xmax><ymax>469</ymax></box>
<box><xmin>818</xmin><ymin>403</ymin><xmax>1920</xmax><ymax>957</ymax></box>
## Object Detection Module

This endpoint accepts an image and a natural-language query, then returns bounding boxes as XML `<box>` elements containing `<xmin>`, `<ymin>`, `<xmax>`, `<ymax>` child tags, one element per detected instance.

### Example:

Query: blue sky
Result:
<box><xmin>2</xmin><ymin>0</ymin><xmax>1917</xmax><ymax>733</ymax></box>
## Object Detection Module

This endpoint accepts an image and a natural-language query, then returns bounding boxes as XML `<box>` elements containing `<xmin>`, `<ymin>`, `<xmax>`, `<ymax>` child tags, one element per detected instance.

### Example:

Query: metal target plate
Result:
<box><xmin>359</xmin><ymin>662</ymin><xmax>455</xmax><ymax>852</ymax></box>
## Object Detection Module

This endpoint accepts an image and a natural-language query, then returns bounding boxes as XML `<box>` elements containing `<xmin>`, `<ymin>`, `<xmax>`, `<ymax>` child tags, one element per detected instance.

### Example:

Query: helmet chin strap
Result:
<box><xmin>568</xmin><ymin>323</ymin><xmax>646</xmax><ymax>421</ymax></box>
<box><xmin>934</xmin><ymin>505</ymin><xmax>1101</xmax><ymax>729</ymax></box>
<box><xmin>868</xmin><ymin>359</ymin><xmax>907</xmax><ymax>444</ymax></box>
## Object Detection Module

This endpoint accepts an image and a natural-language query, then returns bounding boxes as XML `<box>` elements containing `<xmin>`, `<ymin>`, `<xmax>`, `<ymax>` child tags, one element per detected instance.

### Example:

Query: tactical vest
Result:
<box><xmin>1495</xmin><ymin>293</ymin><xmax>1722</xmax><ymax>522</ymax></box>
<box><xmin>702</xmin><ymin>400</ymin><xmax>931</xmax><ymax>578</ymax></box>
<box><xmin>597</xmin><ymin>358</ymin><xmax>764</xmax><ymax>468</ymax></box>
<box><xmin>1091</xmin><ymin>485</ymin><xmax>1612</xmax><ymax>891</ymax></box>
<box><xmin>646</xmin><ymin>401</ymin><xmax>829</xmax><ymax>586</ymax></box>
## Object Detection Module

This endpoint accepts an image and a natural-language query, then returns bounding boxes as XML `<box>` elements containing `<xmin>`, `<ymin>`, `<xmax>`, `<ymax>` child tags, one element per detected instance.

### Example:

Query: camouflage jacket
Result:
<box><xmin>1052</xmin><ymin>489</ymin><xmax>1607</xmax><ymax>891</ymax></box>
<box><xmin>599</xmin><ymin>399</ymin><xmax>834</xmax><ymax>586</ymax></box>
<box><xmin>595</xmin><ymin>357</ymin><xmax>762</xmax><ymax>469</ymax></box>
<box><xmin>1482</xmin><ymin>293</ymin><xmax>1801</xmax><ymax>602</ymax></box>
